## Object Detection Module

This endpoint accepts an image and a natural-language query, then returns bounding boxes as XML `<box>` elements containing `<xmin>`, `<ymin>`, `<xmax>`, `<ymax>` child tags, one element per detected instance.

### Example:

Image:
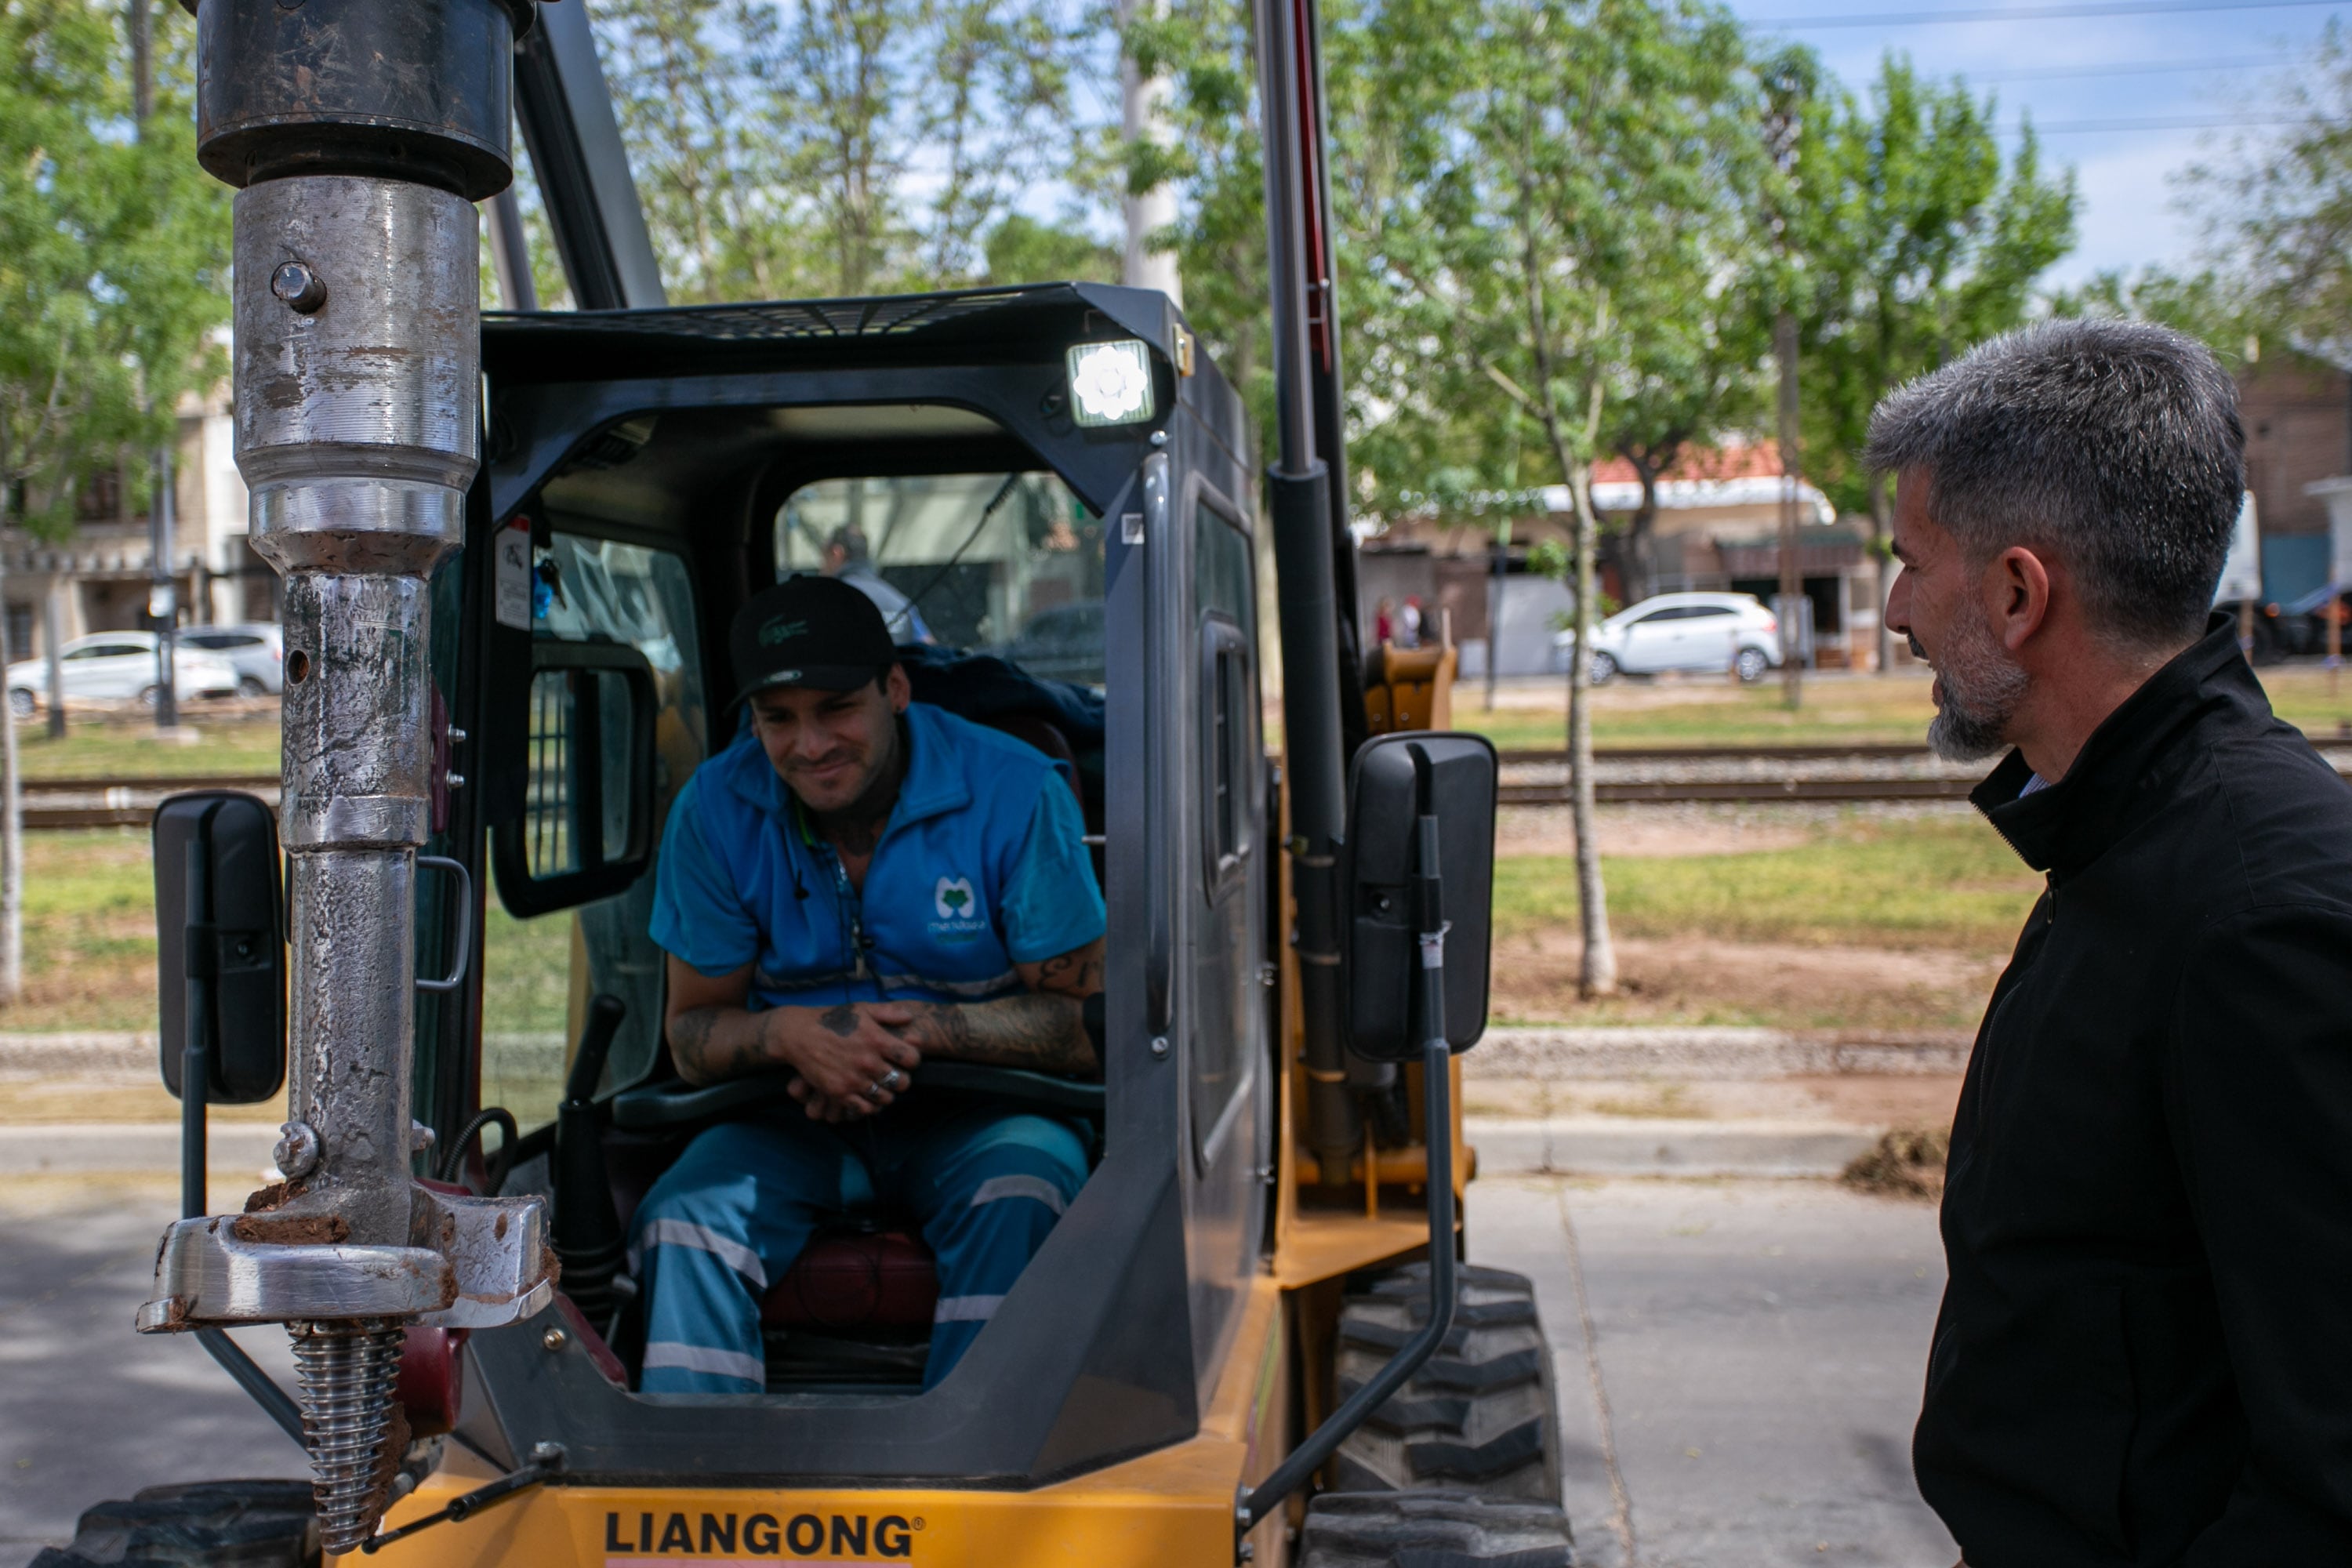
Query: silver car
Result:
<box><xmin>6</xmin><ymin>632</ymin><xmax>241</xmax><ymax>716</ymax></box>
<box><xmin>179</xmin><ymin>622</ymin><xmax>285</xmax><ymax>695</ymax></box>
<box><xmin>1555</xmin><ymin>591</ymin><xmax>1785</xmax><ymax>684</ymax></box>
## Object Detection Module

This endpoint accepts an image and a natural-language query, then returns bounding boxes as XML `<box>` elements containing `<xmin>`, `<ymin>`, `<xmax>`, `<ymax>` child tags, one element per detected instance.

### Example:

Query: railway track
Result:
<box><xmin>16</xmin><ymin>775</ymin><xmax>278</xmax><ymax>831</ymax></box>
<box><xmin>20</xmin><ymin>742</ymin><xmax>2348</xmax><ymax>822</ymax></box>
<box><xmin>1498</xmin><ymin>775</ymin><xmax>1984</xmax><ymax>805</ymax></box>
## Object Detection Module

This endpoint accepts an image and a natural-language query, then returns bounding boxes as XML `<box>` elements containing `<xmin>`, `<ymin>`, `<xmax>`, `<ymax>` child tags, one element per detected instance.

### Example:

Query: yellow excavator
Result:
<box><xmin>40</xmin><ymin>3</ymin><xmax>1575</xmax><ymax>1566</ymax></box>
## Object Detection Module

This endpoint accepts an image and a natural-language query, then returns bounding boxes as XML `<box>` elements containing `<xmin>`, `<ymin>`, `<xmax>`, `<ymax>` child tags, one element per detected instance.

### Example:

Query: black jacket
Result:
<box><xmin>1916</xmin><ymin>617</ymin><xmax>2352</xmax><ymax>1566</ymax></box>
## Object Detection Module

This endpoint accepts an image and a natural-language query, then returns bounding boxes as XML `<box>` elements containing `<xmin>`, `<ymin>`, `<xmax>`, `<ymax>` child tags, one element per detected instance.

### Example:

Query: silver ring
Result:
<box><xmin>877</xmin><ymin>1067</ymin><xmax>904</xmax><ymax>1093</ymax></box>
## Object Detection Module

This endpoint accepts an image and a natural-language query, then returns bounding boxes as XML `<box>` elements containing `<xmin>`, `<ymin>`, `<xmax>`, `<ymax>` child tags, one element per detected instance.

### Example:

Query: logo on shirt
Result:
<box><xmin>935</xmin><ymin>875</ymin><xmax>977</xmax><ymax>921</ymax></box>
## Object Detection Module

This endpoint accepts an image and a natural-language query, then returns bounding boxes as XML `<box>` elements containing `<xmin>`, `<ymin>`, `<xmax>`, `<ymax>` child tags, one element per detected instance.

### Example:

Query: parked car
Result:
<box><xmin>179</xmin><ymin>622</ymin><xmax>285</xmax><ymax>695</ymax></box>
<box><xmin>5</xmin><ymin>631</ymin><xmax>241</xmax><ymax>717</ymax></box>
<box><xmin>1554</xmin><ymin>591</ymin><xmax>1784</xmax><ymax>684</ymax></box>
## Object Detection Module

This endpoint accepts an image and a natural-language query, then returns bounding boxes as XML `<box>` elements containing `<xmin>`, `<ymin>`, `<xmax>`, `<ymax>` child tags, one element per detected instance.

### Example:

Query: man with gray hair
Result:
<box><xmin>1877</xmin><ymin>318</ymin><xmax>2352</xmax><ymax>1563</ymax></box>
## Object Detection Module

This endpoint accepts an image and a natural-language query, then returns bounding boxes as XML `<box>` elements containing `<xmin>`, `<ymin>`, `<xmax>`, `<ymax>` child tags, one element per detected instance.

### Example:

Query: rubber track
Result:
<box><xmin>31</xmin><ymin>1479</ymin><xmax>319</xmax><ymax>1568</ymax></box>
<box><xmin>1298</xmin><ymin>1489</ymin><xmax>1574</xmax><ymax>1568</ymax></box>
<box><xmin>1331</xmin><ymin>1264</ymin><xmax>1561</xmax><ymax>1504</ymax></box>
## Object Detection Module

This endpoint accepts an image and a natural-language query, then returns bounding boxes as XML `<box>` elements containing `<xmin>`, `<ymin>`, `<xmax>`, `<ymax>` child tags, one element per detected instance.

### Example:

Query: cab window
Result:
<box><xmin>776</xmin><ymin>471</ymin><xmax>1105</xmax><ymax>688</ymax></box>
<box><xmin>477</xmin><ymin>532</ymin><xmax>706</xmax><ymax>1132</ymax></box>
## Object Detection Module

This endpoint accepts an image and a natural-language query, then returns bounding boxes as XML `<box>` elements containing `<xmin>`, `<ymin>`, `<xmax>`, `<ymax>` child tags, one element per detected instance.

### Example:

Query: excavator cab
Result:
<box><xmin>429</xmin><ymin>285</ymin><xmax>1269</xmax><ymax>1452</ymax></box>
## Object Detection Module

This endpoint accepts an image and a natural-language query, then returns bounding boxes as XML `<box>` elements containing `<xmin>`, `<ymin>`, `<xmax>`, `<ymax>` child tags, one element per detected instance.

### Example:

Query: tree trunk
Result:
<box><xmin>1566</xmin><ymin>466</ymin><xmax>1615</xmax><ymax>998</ymax></box>
<box><xmin>1869</xmin><ymin>466</ymin><xmax>1893</xmax><ymax>674</ymax></box>
<box><xmin>0</xmin><ymin>551</ymin><xmax>21</xmax><ymax>1004</ymax></box>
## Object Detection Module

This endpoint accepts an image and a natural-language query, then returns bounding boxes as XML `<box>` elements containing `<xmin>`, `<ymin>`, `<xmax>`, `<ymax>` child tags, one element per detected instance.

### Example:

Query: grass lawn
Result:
<box><xmin>9</xmin><ymin>829</ymin><xmax>166</xmax><ymax>1030</ymax></box>
<box><xmin>2</xmin><ymin>826</ymin><xmax>579</xmax><ymax>1039</ymax></box>
<box><xmin>1495</xmin><ymin>814</ymin><xmax>2038</xmax><ymax>953</ymax></box>
<box><xmin>1</xmin><ymin>808</ymin><xmax>2037</xmax><ymax>1042</ymax></box>
<box><xmin>1457</xmin><ymin>673</ymin><xmax>1940</xmax><ymax>751</ymax></box>
<box><xmin>1454</xmin><ymin>659</ymin><xmax>2352</xmax><ymax>753</ymax></box>
<box><xmin>12</xmin><ymin>712</ymin><xmax>281</xmax><ymax>779</ymax></box>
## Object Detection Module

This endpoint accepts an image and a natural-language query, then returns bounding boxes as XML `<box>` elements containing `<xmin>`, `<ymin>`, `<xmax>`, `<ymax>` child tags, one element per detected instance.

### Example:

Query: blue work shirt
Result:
<box><xmin>650</xmin><ymin>701</ymin><xmax>1104</xmax><ymax>1010</ymax></box>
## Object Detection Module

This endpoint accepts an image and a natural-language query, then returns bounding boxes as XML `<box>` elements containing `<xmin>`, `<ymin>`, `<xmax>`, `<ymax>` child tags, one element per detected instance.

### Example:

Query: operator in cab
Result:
<box><xmin>630</xmin><ymin>575</ymin><xmax>1105</xmax><ymax>1393</ymax></box>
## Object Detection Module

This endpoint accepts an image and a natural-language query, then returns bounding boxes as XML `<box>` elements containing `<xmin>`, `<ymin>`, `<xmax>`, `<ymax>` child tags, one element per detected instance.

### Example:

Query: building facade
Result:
<box><xmin>0</xmin><ymin>388</ymin><xmax>268</xmax><ymax>666</ymax></box>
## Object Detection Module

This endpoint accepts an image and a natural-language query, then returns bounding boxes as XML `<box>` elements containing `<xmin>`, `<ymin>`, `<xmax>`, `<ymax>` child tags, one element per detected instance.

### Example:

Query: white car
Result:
<box><xmin>1555</xmin><ymin>592</ymin><xmax>1784</xmax><ymax>684</ymax></box>
<box><xmin>179</xmin><ymin>622</ymin><xmax>285</xmax><ymax>695</ymax></box>
<box><xmin>6</xmin><ymin>631</ymin><xmax>241</xmax><ymax>717</ymax></box>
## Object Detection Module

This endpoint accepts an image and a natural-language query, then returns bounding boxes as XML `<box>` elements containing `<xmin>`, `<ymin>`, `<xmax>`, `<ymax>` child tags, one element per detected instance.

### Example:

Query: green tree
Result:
<box><xmin>1370</xmin><ymin>0</ymin><xmax>1755</xmax><ymax>996</ymax></box>
<box><xmin>0</xmin><ymin>0</ymin><xmax>228</xmax><ymax>1000</ymax></box>
<box><xmin>2049</xmin><ymin>266</ymin><xmax>2265</xmax><ymax>368</ymax></box>
<box><xmin>2180</xmin><ymin>21</ymin><xmax>2352</xmax><ymax>354</ymax></box>
<box><xmin>982</xmin><ymin>214</ymin><xmax>1120</xmax><ymax>285</ymax></box>
<box><xmin>590</xmin><ymin>0</ymin><xmax>1083</xmax><ymax>300</ymax></box>
<box><xmin>1787</xmin><ymin>53</ymin><xmax>2076</xmax><ymax>670</ymax></box>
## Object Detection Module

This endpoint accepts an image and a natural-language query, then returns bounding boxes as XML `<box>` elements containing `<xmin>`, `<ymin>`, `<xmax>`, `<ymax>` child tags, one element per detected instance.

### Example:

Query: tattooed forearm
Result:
<box><xmin>908</xmin><ymin>995</ymin><xmax>1094</xmax><ymax>1074</ymax></box>
<box><xmin>668</xmin><ymin>1004</ymin><xmax>785</xmax><ymax>1087</ymax></box>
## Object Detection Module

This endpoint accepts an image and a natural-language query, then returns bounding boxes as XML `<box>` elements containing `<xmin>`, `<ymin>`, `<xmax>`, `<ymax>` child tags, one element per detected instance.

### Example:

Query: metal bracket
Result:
<box><xmin>138</xmin><ymin>1185</ymin><xmax>552</xmax><ymax>1333</ymax></box>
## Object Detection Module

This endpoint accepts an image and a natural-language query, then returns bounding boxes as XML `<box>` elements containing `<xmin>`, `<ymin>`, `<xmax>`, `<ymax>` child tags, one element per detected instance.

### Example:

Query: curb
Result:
<box><xmin>0</xmin><ymin>1123</ymin><xmax>279</xmax><ymax>1178</ymax></box>
<box><xmin>1468</xmin><ymin>1115</ymin><xmax>1878</xmax><ymax>1178</ymax></box>
<box><xmin>1471</xmin><ymin>1026</ymin><xmax>1969</xmax><ymax>1080</ymax></box>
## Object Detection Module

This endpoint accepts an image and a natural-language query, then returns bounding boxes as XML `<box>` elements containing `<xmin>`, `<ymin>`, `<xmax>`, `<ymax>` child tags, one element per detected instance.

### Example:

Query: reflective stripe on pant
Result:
<box><xmin>629</xmin><ymin>1101</ymin><xmax>1088</xmax><ymax>1394</ymax></box>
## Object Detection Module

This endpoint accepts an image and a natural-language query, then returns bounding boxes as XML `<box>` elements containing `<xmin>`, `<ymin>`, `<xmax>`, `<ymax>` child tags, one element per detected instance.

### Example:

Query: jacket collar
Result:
<box><xmin>1972</xmin><ymin>614</ymin><xmax>2268</xmax><ymax>876</ymax></box>
<box><xmin>723</xmin><ymin>699</ymin><xmax>971</xmax><ymax>830</ymax></box>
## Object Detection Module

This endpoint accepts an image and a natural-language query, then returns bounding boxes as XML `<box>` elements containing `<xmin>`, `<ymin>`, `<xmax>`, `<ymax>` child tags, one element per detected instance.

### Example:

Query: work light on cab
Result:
<box><xmin>1066</xmin><ymin>339</ymin><xmax>1156</xmax><ymax>427</ymax></box>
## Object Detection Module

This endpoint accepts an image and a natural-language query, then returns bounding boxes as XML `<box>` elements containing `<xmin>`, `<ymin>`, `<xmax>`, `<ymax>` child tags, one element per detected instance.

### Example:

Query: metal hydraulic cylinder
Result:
<box><xmin>138</xmin><ymin>5</ymin><xmax>551</xmax><ymax>1552</ymax></box>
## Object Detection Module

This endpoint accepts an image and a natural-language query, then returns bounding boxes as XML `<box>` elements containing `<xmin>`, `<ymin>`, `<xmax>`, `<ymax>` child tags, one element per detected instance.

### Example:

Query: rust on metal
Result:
<box><xmin>233</xmin><ymin>1211</ymin><xmax>352</xmax><ymax>1247</ymax></box>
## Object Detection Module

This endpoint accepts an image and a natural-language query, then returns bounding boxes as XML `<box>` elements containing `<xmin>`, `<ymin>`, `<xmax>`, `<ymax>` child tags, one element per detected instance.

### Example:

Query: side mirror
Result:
<box><xmin>154</xmin><ymin>792</ymin><xmax>286</xmax><ymax>1103</ymax></box>
<box><xmin>1342</xmin><ymin>732</ymin><xmax>1496</xmax><ymax>1062</ymax></box>
<box><xmin>491</xmin><ymin>639</ymin><xmax>659</xmax><ymax>918</ymax></box>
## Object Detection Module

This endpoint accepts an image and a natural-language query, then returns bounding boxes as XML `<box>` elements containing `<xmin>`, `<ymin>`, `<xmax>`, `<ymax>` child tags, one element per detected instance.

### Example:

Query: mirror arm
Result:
<box><xmin>180</xmin><ymin>835</ymin><xmax>213</xmax><ymax>1221</ymax></box>
<box><xmin>1240</xmin><ymin>745</ymin><xmax>1455</xmax><ymax>1536</ymax></box>
<box><xmin>179</xmin><ymin>813</ymin><xmax>306</xmax><ymax>1453</ymax></box>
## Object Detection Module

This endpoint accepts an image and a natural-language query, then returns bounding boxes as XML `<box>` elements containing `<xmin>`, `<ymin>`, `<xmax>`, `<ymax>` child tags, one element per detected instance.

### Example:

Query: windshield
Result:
<box><xmin>775</xmin><ymin>471</ymin><xmax>1107</xmax><ymax>688</ymax></box>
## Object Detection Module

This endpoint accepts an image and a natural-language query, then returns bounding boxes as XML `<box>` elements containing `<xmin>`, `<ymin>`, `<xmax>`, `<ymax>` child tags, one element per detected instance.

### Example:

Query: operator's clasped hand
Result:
<box><xmin>779</xmin><ymin>1001</ymin><xmax>925</xmax><ymax>1122</ymax></box>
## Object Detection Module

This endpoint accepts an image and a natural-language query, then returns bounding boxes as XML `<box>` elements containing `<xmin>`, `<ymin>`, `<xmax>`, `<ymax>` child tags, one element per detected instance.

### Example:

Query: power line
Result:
<box><xmin>1969</xmin><ymin>52</ymin><xmax>2294</xmax><ymax>76</ymax></box>
<box><xmin>1757</xmin><ymin>0</ymin><xmax>2342</xmax><ymax>29</ymax></box>
<box><xmin>2012</xmin><ymin>111</ymin><xmax>2307</xmax><ymax>129</ymax></box>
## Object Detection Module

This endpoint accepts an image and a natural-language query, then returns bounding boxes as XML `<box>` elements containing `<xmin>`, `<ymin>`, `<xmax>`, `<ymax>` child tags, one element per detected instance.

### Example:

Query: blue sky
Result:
<box><xmin>1724</xmin><ymin>0</ymin><xmax>2343</xmax><ymax>286</ymax></box>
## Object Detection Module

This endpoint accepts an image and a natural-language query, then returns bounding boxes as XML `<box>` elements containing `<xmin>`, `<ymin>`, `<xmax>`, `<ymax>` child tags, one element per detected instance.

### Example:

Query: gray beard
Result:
<box><xmin>1922</xmin><ymin>612</ymin><xmax>2029</xmax><ymax>764</ymax></box>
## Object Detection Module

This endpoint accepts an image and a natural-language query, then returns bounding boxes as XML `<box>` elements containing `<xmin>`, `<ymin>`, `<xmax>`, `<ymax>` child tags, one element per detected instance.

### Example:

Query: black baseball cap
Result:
<box><xmin>729</xmin><ymin>575</ymin><xmax>897</xmax><ymax>706</ymax></box>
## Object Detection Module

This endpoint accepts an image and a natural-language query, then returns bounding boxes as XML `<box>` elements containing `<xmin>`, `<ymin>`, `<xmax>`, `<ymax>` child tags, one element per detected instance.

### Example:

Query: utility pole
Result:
<box><xmin>1486</xmin><ymin>527</ymin><xmax>1506</xmax><ymax>711</ymax></box>
<box><xmin>43</xmin><ymin>588</ymin><xmax>64</xmax><ymax>740</ymax></box>
<box><xmin>0</xmin><ymin>551</ymin><xmax>19</xmax><ymax>1004</ymax></box>
<box><xmin>1117</xmin><ymin>0</ymin><xmax>1181</xmax><ymax>303</ymax></box>
<box><xmin>132</xmin><ymin>0</ymin><xmax>180</xmax><ymax>733</ymax></box>
<box><xmin>1762</xmin><ymin>50</ymin><xmax>1809</xmax><ymax>713</ymax></box>
<box><xmin>150</xmin><ymin>447</ymin><xmax>180</xmax><ymax>730</ymax></box>
<box><xmin>1776</xmin><ymin>310</ymin><xmax>1802</xmax><ymax>712</ymax></box>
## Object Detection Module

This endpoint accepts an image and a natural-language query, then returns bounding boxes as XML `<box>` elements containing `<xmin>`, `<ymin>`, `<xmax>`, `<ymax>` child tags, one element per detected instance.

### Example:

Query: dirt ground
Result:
<box><xmin>1461</xmin><ymin>1072</ymin><xmax>1965</xmax><ymax>1127</ymax></box>
<box><xmin>1496</xmin><ymin>804</ymin><xmax>1814</xmax><ymax>858</ymax></box>
<box><xmin>0</xmin><ymin>1074</ymin><xmax>283</xmax><ymax>1125</ymax></box>
<box><xmin>1489</xmin><ymin>929</ymin><xmax>2004</xmax><ymax>1033</ymax></box>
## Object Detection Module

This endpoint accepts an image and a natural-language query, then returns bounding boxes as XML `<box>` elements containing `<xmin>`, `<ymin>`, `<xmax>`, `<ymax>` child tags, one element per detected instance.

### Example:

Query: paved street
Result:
<box><xmin>0</xmin><ymin>1176</ymin><xmax>309</xmax><ymax>1563</ymax></box>
<box><xmin>1472</xmin><ymin>1176</ymin><xmax>1957</xmax><ymax>1568</ymax></box>
<box><xmin>0</xmin><ymin>1173</ymin><xmax>1954</xmax><ymax>1566</ymax></box>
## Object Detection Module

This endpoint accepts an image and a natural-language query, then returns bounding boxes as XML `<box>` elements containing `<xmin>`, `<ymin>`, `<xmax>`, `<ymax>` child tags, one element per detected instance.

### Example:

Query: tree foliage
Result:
<box><xmin>592</xmin><ymin>0</ymin><xmax>1090</xmax><ymax>300</ymax></box>
<box><xmin>0</xmin><ymin>0</ymin><xmax>227</xmax><ymax>538</ymax></box>
<box><xmin>2180</xmin><ymin>20</ymin><xmax>2352</xmax><ymax>358</ymax></box>
<box><xmin>1784</xmin><ymin>53</ymin><xmax>2078</xmax><ymax>521</ymax></box>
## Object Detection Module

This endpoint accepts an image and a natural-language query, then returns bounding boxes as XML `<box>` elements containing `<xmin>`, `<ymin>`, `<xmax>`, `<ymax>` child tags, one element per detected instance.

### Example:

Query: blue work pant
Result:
<box><xmin>628</xmin><ymin>1099</ymin><xmax>1088</xmax><ymax>1394</ymax></box>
